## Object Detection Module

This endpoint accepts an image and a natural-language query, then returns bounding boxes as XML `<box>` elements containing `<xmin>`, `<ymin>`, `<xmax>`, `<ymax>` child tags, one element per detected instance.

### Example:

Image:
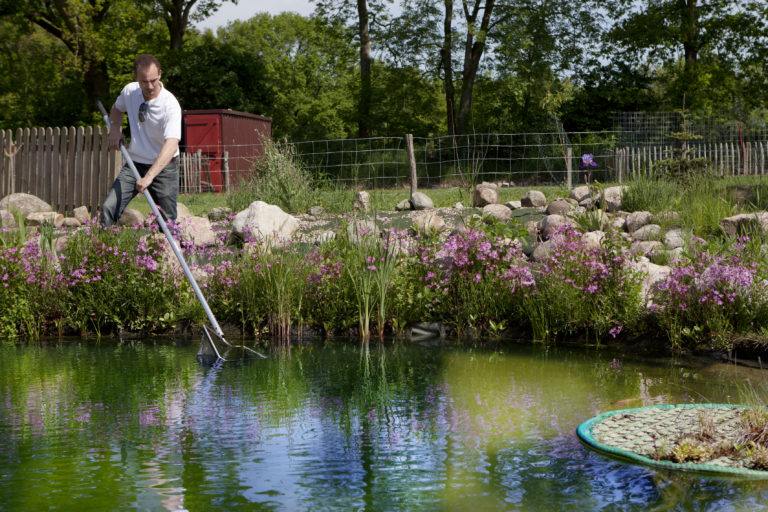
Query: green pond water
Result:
<box><xmin>1</xmin><ymin>338</ymin><xmax>768</xmax><ymax>511</ymax></box>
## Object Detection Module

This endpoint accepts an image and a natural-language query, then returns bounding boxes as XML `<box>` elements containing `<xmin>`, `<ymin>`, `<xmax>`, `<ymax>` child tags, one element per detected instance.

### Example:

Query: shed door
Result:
<box><xmin>183</xmin><ymin>114</ymin><xmax>224</xmax><ymax>192</ymax></box>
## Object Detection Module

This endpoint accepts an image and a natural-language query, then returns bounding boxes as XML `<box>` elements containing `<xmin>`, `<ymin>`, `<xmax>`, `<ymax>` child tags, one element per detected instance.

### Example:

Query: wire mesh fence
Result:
<box><xmin>174</xmin><ymin>111</ymin><xmax>768</xmax><ymax>192</ymax></box>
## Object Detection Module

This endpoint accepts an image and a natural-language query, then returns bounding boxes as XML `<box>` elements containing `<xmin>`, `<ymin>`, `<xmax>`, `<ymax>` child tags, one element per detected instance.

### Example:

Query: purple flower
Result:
<box><xmin>580</xmin><ymin>153</ymin><xmax>597</xmax><ymax>168</ymax></box>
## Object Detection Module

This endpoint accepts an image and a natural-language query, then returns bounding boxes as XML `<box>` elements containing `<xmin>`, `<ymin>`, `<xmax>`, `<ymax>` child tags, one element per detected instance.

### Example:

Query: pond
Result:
<box><xmin>1</xmin><ymin>338</ymin><xmax>768</xmax><ymax>511</ymax></box>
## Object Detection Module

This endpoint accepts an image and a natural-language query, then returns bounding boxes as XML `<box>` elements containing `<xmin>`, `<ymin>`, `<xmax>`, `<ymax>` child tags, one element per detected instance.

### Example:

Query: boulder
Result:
<box><xmin>721</xmin><ymin>212</ymin><xmax>768</xmax><ymax>237</ymax></box>
<box><xmin>395</xmin><ymin>199</ymin><xmax>412</xmax><ymax>211</ymax></box>
<box><xmin>546</xmin><ymin>198</ymin><xmax>573</xmax><ymax>216</ymax></box>
<box><xmin>629</xmin><ymin>240</ymin><xmax>664</xmax><ymax>257</ymax></box>
<box><xmin>0</xmin><ymin>209</ymin><xmax>15</xmax><ymax>227</ymax></box>
<box><xmin>625</xmin><ymin>211</ymin><xmax>653</xmax><ymax>232</ymax></box>
<box><xmin>232</xmin><ymin>201</ymin><xmax>299</xmax><ymax>242</ymax></box>
<box><xmin>0</xmin><ymin>193</ymin><xmax>52</xmax><ymax>217</ymax></box>
<box><xmin>663</xmin><ymin>229</ymin><xmax>685</xmax><ymax>249</ymax></box>
<box><xmin>306</xmin><ymin>206</ymin><xmax>324</xmax><ymax>218</ymax></box>
<box><xmin>538</xmin><ymin>214</ymin><xmax>571</xmax><ymax>239</ymax></box>
<box><xmin>632</xmin><ymin>257</ymin><xmax>672</xmax><ymax>306</ymax></box>
<box><xmin>569</xmin><ymin>185</ymin><xmax>592</xmax><ymax>203</ymax></box>
<box><xmin>179</xmin><ymin>216</ymin><xmax>218</xmax><ymax>246</ymax></box>
<box><xmin>176</xmin><ymin>202</ymin><xmax>193</xmax><ymax>219</ymax></box>
<box><xmin>412</xmin><ymin>211</ymin><xmax>446</xmax><ymax>234</ymax></box>
<box><xmin>631</xmin><ymin>224</ymin><xmax>661</xmax><ymax>241</ymax></box>
<box><xmin>61</xmin><ymin>217</ymin><xmax>81</xmax><ymax>228</ymax></box>
<box><xmin>208</xmin><ymin>206</ymin><xmax>232</xmax><ymax>222</ymax></box>
<box><xmin>410</xmin><ymin>191</ymin><xmax>434</xmax><ymax>210</ymax></box>
<box><xmin>473</xmin><ymin>182</ymin><xmax>500</xmax><ymax>207</ymax></box>
<box><xmin>119</xmin><ymin>208</ymin><xmax>145</xmax><ymax>226</ymax></box>
<box><xmin>521</xmin><ymin>190</ymin><xmax>547</xmax><ymax>208</ymax></box>
<box><xmin>505</xmin><ymin>200</ymin><xmax>522</xmax><ymax>210</ymax></box>
<box><xmin>581</xmin><ymin>230</ymin><xmax>605</xmax><ymax>249</ymax></box>
<box><xmin>354</xmin><ymin>191</ymin><xmax>371</xmax><ymax>213</ymax></box>
<box><xmin>73</xmin><ymin>206</ymin><xmax>91</xmax><ymax>224</ymax></box>
<box><xmin>482</xmin><ymin>204</ymin><xmax>512</xmax><ymax>222</ymax></box>
<box><xmin>602</xmin><ymin>186</ymin><xmax>626</xmax><ymax>212</ymax></box>
<box><xmin>25</xmin><ymin>211</ymin><xmax>63</xmax><ymax>227</ymax></box>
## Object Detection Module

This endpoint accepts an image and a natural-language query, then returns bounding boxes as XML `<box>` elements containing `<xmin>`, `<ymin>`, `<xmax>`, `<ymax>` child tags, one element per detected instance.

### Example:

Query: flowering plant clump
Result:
<box><xmin>580</xmin><ymin>153</ymin><xmax>597</xmax><ymax>184</ymax></box>
<box><xmin>521</xmin><ymin>225</ymin><xmax>643</xmax><ymax>341</ymax></box>
<box><xmin>427</xmin><ymin>226</ymin><xmax>534</xmax><ymax>335</ymax></box>
<box><xmin>652</xmin><ymin>237</ymin><xmax>766</xmax><ymax>348</ymax></box>
<box><xmin>0</xmin><ymin>245</ymin><xmax>35</xmax><ymax>337</ymax></box>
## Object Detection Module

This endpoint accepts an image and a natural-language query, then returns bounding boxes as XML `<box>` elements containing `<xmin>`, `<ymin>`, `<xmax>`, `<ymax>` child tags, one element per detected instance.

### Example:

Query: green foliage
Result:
<box><xmin>651</xmin><ymin>106</ymin><xmax>712</xmax><ymax>184</ymax></box>
<box><xmin>227</xmin><ymin>139</ymin><xmax>315</xmax><ymax>214</ymax></box>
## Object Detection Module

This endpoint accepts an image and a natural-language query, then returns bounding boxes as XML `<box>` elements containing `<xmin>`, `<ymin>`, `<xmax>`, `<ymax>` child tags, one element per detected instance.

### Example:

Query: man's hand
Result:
<box><xmin>136</xmin><ymin>175</ymin><xmax>153</xmax><ymax>194</ymax></box>
<box><xmin>108</xmin><ymin>130</ymin><xmax>124</xmax><ymax>151</ymax></box>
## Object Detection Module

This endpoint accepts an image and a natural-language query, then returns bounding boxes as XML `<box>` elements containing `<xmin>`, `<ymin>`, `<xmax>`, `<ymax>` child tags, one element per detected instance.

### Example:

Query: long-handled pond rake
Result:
<box><xmin>97</xmin><ymin>101</ymin><xmax>265</xmax><ymax>364</ymax></box>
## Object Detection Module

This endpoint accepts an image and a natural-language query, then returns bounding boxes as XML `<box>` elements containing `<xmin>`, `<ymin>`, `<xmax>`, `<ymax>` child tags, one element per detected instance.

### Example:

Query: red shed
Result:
<box><xmin>182</xmin><ymin>109</ymin><xmax>272</xmax><ymax>192</ymax></box>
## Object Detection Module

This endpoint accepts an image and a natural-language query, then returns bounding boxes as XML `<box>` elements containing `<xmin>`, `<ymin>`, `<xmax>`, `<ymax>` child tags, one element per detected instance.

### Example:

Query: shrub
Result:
<box><xmin>227</xmin><ymin>138</ymin><xmax>314</xmax><ymax>214</ymax></box>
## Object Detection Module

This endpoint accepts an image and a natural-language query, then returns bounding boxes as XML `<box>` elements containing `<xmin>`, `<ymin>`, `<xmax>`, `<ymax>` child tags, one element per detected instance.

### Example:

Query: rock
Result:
<box><xmin>482</xmin><ymin>204</ymin><xmax>512</xmax><ymax>222</ymax></box>
<box><xmin>73</xmin><ymin>206</ymin><xmax>91</xmax><ymax>224</ymax></box>
<box><xmin>347</xmin><ymin>218</ymin><xmax>379</xmax><ymax>242</ymax></box>
<box><xmin>531</xmin><ymin>239</ymin><xmax>556</xmax><ymax>261</ymax></box>
<box><xmin>0</xmin><ymin>193</ymin><xmax>52</xmax><ymax>217</ymax></box>
<box><xmin>473</xmin><ymin>182</ymin><xmax>500</xmax><ymax>207</ymax></box>
<box><xmin>612</xmin><ymin>216</ymin><xmax>627</xmax><ymax>231</ymax></box>
<box><xmin>0</xmin><ymin>209</ymin><xmax>14</xmax><ymax>227</ymax></box>
<box><xmin>25</xmin><ymin>211</ymin><xmax>63</xmax><ymax>227</ymax></box>
<box><xmin>721</xmin><ymin>212</ymin><xmax>768</xmax><ymax>237</ymax></box>
<box><xmin>354</xmin><ymin>191</ymin><xmax>371</xmax><ymax>213</ymax></box>
<box><xmin>538</xmin><ymin>214</ymin><xmax>571</xmax><ymax>239</ymax></box>
<box><xmin>179</xmin><ymin>216</ymin><xmax>217</xmax><ymax>246</ymax></box>
<box><xmin>176</xmin><ymin>202</ymin><xmax>193</xmax><ymax>219</ymax></box>
<box><xmin>306</xmin><ymin>206</ymin><xmax>324</xmax><ymax>217</ymax></box>
<box><xmin>521</xmin><ymin>190</ymin><xmax>547</xmax><ymax>208</ymax></box>
<box><xmin>632</xmin><ymin>257</ymin><xmax>672</xmax><ymax>306</ymax></box>
<box><xmin>232</xmin><ymin>201</ymin><xmax>300</xmax><ymax>242</ymax></box>
<box><xmin>625</xmin><ymin>211</ymin><xmax>653</xmax><ymax>232</ymax></box>
<box><xmin>602</xmin><ymin>186</ymin><xmax>626</xmax><ymax>212</ymax></box>
<box><xmin>524</xmin><ymin>220</ymin><xmax>538</xmax><ymax>236</ymax></box>
<box><xmin>663</xmin><ymin>229</ymin><xmax>685</xmax><ymax>249</ymax></box>
<box><xmin>653</xmin><ymin>211</ymin><xmax>680</xmax><ymax>226</ymax></box>
<box><xmin>570</xmin><ymin>185</ymin><xmax>592</xmax><ymax>203</ymax></box>
<box><xmin>581</xmin><ymin>230</ymin><xmax>605</xmax><ymax>249</ymax></box>
<box><xmin>410</xmin><ymin>191</ymin><xmax>434</xmax><ymax>210</ymax></box>
<box><xmin>395</xmin><ymin>199</ymin><xmax>412</xmax><ymax>211</ymax></box>
<box><xmin>505</xmin><ymin>200</ymin><xmax>522</xmax><ymax>210</ymax></box>
<box><xmin>453</xmin><ymin>202</ymin><xmax>464</xmax><ymax>210</ymax></box>
<box><xmin>632</xmin><ymin>224</ymin><xmax>661</xmax><ymax>241</ymax></box>
<box><xmin>119</xmin><ymin>208</ymin><xmax>145</xmax><ymax>226</ymax></box>
<box><xmin>412</xmin><ymin>211</ymin><xmax>446</xmax><ymax>234</ymax></box>
<box><xmin>630</xmin><ymin>240</ymin><xmax>664</xmax><ymax>257</ymax></box>
<box><xmin>61</xmin><ymin>217</ymin><xmax>81</xmax><ymax>228</ymax></box>
<box><xmin>546</xmin><ymin>198</ymin><xmax>573</xmax><ymax>216</ymax></box>
<box><xmin>208</xmin><ymin>206</ymin><xmax>232</xmax><ymax>222</ymax></box>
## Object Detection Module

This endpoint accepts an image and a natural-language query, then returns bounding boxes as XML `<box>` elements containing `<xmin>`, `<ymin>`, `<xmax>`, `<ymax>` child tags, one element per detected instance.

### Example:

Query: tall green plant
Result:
<box><xmin>227</xmin><ymin>138</ymin><xmax>314</xmax><ymax>214</ymax></box>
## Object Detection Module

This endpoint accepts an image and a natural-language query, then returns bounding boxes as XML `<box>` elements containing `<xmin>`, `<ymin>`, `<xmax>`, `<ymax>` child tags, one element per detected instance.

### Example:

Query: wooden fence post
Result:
<box><xmin>566</xmin><ymin>146</ymin><xmax>573</xmax><ymax>190</ymax></box>
<box><xmin>406</xmin><ymin>134</ymin><xmax>417</xmax><ymax>197</ymax></box>
<box><xmin>223</xmin><ymin>151</ymin><xmax>230</xmax><ymax>193</ymax></box>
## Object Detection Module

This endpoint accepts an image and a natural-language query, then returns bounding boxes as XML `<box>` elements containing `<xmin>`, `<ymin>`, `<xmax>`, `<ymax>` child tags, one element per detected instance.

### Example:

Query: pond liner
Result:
<box><xmin>197</xmin><ymin>324</ymin><xmax>266</xmax><ymax>365</ymax></box>
<box><xmin>577</xmin><ymin>403</ymin><xmax>768</xmax><ymax>479</ymax></box>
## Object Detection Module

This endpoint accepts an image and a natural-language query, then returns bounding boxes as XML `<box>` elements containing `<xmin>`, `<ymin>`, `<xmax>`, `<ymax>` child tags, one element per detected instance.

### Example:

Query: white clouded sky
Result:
<box><xmin>195</xmin><ymin>1</ymin><xmax>316</xmax><ymax>31</ymax></box>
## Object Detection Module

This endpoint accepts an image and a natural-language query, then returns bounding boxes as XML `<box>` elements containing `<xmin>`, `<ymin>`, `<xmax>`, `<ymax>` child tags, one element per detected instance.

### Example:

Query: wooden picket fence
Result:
<box><xmin>614</xmin><ymin>141</ymin><xmax>768</xmax><ymax>181</ymax></box>
<box><xmin>0</xmin><ymin>126</ymin><xmax>121</xmax><ymax>214</ymax></box>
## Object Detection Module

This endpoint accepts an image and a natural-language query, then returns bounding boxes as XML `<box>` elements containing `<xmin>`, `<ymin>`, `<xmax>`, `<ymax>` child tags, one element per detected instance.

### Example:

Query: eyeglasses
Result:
<box><xmin>139</xmin><ymin>102</ymin><xmax>148</xmax><ymax>122</ymax></box>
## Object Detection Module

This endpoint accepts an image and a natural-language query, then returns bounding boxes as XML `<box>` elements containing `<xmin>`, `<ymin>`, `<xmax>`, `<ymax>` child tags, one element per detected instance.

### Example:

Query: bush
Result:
<box><xmin>227</xmin><ymin>139</ymin><xmax>315</xmax><ymax>214</ymax></box>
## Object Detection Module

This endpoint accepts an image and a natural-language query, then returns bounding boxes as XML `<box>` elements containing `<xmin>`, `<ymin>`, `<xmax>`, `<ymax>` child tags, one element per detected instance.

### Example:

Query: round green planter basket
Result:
<box><xmin>577</xmin><ymin>403</ymin><xmax>768</xmax><ymax>478</ymax></box>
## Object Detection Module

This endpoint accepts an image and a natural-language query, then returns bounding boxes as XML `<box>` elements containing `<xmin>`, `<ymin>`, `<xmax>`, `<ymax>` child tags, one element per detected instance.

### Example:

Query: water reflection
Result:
<box><xmin>1</xmin><ymin>340</ymin><xmax>768</xmax><ymax>510</ymax></box>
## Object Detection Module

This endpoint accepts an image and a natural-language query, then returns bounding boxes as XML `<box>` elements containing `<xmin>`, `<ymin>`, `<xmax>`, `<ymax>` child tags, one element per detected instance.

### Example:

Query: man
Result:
<box><xmin>100</xmin><ymin>54</ymin><xmax>182</xmax><ymax>226</ymax></box>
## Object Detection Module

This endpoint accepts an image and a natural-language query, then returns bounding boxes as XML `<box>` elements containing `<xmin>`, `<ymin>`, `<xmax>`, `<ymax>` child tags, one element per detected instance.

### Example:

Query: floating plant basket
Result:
<box><xmin>577</xmin><ymin>404</ymin><xmax>768</xmax><ymax>478</ymax></box>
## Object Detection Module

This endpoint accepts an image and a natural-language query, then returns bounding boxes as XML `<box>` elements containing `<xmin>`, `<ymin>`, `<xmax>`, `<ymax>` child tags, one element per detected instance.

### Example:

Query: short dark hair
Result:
<box><xmin>134</xmin><ymin>54</ymin><xmax>161</xmax><ymax>74</ymax></box>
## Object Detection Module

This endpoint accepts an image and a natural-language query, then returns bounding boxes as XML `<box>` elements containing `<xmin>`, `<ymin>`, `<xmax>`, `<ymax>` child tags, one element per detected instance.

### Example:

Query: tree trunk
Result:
<box><xmin>357</xmin><ymin>0</ymin><xmax>372</xmax><ymax>138</ymax></box>
<box><xmin>681</xmin><ymin>0</ymin><xmax>698</xmax><ymax>73</ymax></box>
<box><xmin>455</xmin><ymin>0</ymin><xmax>495</xmax><ymax>135</ymax></box>
<box><xmin>441</xmin><ymin>0</ymin><xmax>456</xmax><ymax>136</ymax></box>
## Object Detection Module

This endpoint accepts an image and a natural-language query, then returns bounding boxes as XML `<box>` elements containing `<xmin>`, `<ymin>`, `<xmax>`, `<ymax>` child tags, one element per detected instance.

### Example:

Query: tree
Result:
<box><xmin>216</xmin><ymin>13</ymin><xmax>358</xmax><ymax>140</ymax></box>
<box><xmin>164</xmin><ymin>31</ymin><xmax>270</xmax><ymax>115</ymax></box>
<box><xmin>0</xmin><ymin>0</ymin><xmax>152</xmax><ymax>121</ymax></box>
<box><xmin>312</xmin><ymin>0</ymin><xmax>393</xmax><ymax>138</ymax></box>
<box><xmin>151</xmin><ymin>0</ymin><xmax>237</xmax><ymax>51</ymax></box>
<box><xmin>602</xmin><ymin>0</ymin><xmax>768</xmax><ymax>108</ymax></box>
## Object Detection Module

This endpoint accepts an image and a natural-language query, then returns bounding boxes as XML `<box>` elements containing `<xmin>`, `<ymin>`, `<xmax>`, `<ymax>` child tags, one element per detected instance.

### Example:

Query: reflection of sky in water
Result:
<box><xmin>2</xmin><ymin>342</ymin><xmax>768</xmax><ymax>510</ymax></box>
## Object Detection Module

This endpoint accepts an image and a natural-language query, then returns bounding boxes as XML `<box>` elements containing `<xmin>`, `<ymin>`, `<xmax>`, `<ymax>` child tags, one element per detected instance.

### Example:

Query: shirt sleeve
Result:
<box><xmin>163</xmin><ymin>98</ymin><xmax>182</xmax><ymax>141</ymax></box>
<box><xmin>114</xmin><ymin>84</ymin><xmax>130</xmax><ymax>113</ymax></box>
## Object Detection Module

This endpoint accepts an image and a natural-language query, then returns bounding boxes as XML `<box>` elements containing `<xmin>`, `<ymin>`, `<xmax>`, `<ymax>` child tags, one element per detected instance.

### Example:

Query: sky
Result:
<box><xmin>195</xmin><ymin>0</ymin><xmax>316</xmax><ymax>31</ymax></box>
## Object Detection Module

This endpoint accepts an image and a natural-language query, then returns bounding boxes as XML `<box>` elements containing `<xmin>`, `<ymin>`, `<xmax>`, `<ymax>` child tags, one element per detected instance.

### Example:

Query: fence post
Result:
<box><xmin>223</xmin><ymin>151</ymin><xmax>230</xmax><ymax>193</ymax></box>
<box><xmin>566</xmin><ymin>146</ymin><xmax>572</xmax><ymax>190</ymax></box>
<box><xmin>405</xmin><ymin>134</ymin><xmax>417</xmax><ymax>197</ymax></box>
